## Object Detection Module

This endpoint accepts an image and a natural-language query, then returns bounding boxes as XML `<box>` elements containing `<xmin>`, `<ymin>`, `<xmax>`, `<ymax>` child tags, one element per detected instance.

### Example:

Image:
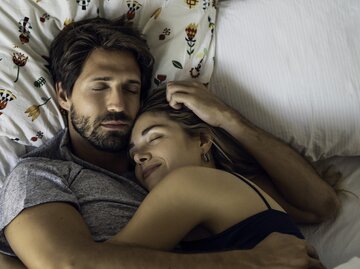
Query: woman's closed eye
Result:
<box><xmin>148</xmin><ymin>134</ymin><xmax>163</xmax><ymax>144</ymax></box>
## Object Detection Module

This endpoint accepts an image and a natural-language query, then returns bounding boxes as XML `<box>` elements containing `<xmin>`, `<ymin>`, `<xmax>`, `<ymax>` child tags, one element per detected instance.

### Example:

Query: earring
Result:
<box><xmin>202</xmin><ymin>153</ymin><xmax>210</xmax><ymax>162</ymax></box>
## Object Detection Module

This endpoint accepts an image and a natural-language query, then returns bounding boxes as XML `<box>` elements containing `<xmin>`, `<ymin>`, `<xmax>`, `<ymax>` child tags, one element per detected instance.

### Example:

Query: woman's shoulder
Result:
<box><xmin>163</xmin><ymin>166</ymin><xmax>236</xmax><ymax>185</ymax></box>
<box><xmin>158</xmin><ymin>166</ymin><xmax>248</xmax><ymax>198</ymax></box>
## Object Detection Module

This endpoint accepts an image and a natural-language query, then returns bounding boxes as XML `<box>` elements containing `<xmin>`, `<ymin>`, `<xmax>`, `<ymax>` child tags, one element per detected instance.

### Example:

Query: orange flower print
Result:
<box><xmin>40</xmin><ymin>13</ymin><xmax>50</xmax><ymax>23</ymax></box>
<box><xmin>185</xmin><ymin>0</ymin><xmax>199</xmax><ymax>9</ymax></box>
<box><xmin>190</xmin><ymin>58</ymin><xmax>203</xmax><ymax>78</ymax></box>
<box><xmin>30</xmin><ymin>131</ymin><xmax>44</xmax><ymax>142</ymax></box>
<box><xmin>0</xmin><ymin>89</ymin><xmax>17</xmax><ymax>116</ymax></box>
<box><xmin>13</xmin><ymin>52</ymin><xmax>29</xmax><ymax>83</ymax></box>
<box><xmin>18</xmin><ymin>17</ymin><xmax>32</xmax><ymax>44</ymax></box>
<box><xmin>25</xmin><ymin>97</ymin><xmax>51</xmax><ymax>121</ymax></box>
<box><xmin>154</xmin><ymin>74</ymin><xmax>167</xmax><ymax>86</ymax></box>
<box><xmin>159</xmin><ymin>28</ymin><xmax>171</xmax><ymax>41</ymax></box>
<box><xmin>185</xmin><ymin>23</ymin><xmax>198</xmax><ymax>56</ymax></box>
<box><xmin>127</xmin><ymin>0</ymin><xmax>142</xmax><ymax>20</ymax></box>
<box><xmin>185</xmin><ymin>23</ymin><xmax>198</xmax><ymax>41</ymax></box>
<box><xmin>77</xmin><ymin>0</ymin><xmax>91</xmax><ymax>11</ymax></box>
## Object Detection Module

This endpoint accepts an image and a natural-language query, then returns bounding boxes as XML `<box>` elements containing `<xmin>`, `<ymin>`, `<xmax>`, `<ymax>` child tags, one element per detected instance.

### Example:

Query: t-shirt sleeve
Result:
<box><xmin>0</xmin><ymin>158</ymin><xmax>80</xmax><ymax>255</ymax></box>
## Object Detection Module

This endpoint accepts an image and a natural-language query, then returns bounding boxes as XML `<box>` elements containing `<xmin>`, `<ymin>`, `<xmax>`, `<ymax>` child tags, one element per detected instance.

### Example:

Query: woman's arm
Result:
<box><xmin>5</xmin><ymin>202</ymin><xmax>190</xmax><ymax>269</ymax></box>
<box><xmin>4</xmin><ymin>181</ymin><xmax>324</xmax><ymax>269</ymax></box>
<box><xmin>166</xmin><ymin>81</ymin><xmax>340</xmax><ymax>224</ymax></box>
<box><xmin>108</xmin><ymin>167</ymin><xmax>214</xmax><ymax>250</ymax></box>
<box><xmin>6</xmin><ymin>201</ymin><xmax>228</xmax><ymax>269</ymax></box>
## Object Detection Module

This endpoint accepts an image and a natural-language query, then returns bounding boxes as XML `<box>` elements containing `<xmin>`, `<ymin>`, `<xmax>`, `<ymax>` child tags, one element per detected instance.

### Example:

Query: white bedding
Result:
<box><xmin>210</xmin><ymin>0</ymin><xmax>360</xmax><ymax>161</ymax></box>
<box><xmin>0</xmin><ymin>0</ymin><xmax>216</xmax><ymax>182</ymax></box>
<box><xmin>0</xmin><ymin>0</ymin><xmax>359</xmax><ymax>268</ymax></box>
<box><xmin>301</xmin><ymin>156</ymin><xmax>360</xmax><ymax>268</ymax></box>
<box><xmin>210</xmin><ymin>0</ymin><xmax>360</xmax><ymax>268</ymax></box>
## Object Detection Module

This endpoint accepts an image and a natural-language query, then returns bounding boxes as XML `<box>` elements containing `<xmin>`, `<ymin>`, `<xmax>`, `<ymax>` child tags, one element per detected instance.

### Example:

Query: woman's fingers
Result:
<box><xmin>306</xmin><ymin>243</ymin><xmax>319</xmax><ymax>259</ymax></box>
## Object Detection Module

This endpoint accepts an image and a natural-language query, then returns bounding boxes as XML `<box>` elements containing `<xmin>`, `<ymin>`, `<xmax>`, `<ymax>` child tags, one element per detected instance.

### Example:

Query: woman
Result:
<box><xmin>106</xmin><ymin>85</ymin><xmax>328</xmax><ymax>252</ymax></box>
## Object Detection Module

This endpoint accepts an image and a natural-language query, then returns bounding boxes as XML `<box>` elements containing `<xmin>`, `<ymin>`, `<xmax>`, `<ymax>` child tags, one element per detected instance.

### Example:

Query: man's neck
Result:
<box><xmin>68</xmin><ymin>127</ymin><xmax>129</xmax><ymax>175</ymax></box>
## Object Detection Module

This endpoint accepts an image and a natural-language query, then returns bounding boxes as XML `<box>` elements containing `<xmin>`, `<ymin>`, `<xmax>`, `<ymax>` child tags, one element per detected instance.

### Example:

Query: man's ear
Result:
<box><xmin>56</xmin><ymin>82</ymin><xmax>71</xmax><ymax>111</ymax></box>
<box><xmin>199</xmin><ymin>132</ymin><xmax>213</xmax><ymax>154</ymax></box>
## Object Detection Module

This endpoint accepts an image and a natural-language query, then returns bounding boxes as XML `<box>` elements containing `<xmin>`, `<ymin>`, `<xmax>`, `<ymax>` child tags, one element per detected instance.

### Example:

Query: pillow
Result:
<box><xmin>210</xmin><ymin>0</ymin><xmax>360</xmax><ymax>161</ymax></box>
<box><xmin>0</xmin><ymin>136</ymin><xmax>26</xmax><ymax>186</ymax></box>
<box><xmin>0</xmin><ymin>0</ymin><xmax>216</xmax><ymax>180</ymax></box>
<box><xmin>302</xmin><ymin>156</ymin><xmax>360</xmax><ymax>268</ymax></box>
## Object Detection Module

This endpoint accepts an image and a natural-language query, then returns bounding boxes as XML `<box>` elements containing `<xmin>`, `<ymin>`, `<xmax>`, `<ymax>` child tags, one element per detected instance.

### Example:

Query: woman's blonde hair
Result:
<box><xmin>138</xmin><ymin>87</ymin><xmax>263</xmax><ymax>178</ymax></box>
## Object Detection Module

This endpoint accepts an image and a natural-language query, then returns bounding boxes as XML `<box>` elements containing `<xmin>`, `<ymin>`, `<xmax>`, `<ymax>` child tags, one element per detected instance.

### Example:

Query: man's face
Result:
<box><xmin>59</xmin><ymin>49</ymin><xmax>142</xmax><ymax>152</ymax></box>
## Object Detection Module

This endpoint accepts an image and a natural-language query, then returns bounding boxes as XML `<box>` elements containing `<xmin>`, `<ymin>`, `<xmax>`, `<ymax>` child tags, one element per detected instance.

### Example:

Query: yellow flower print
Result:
<box><xmin>64</xmin><ymin>18</ymin><xmax>74</xmax><ymax>27</ymax></box>
<box><xmin>185</xmin><ymin>23</ymin><xmax>198</xmax><ymax>56</ymax></box>
<box><xmin>25</xmin><ymin>97</ymin><xmax>51</xmax><ymax>122</ymax></box>
<box><xmin>185</xmin><ymin>23</ymin><xmax>198</xmax><ymax>41</ymax></box>
<box><xmin>25</xmin><ymin>105</ymin><xmax>41</xmax><ymax>121</ymax></box>
<box><xmin>150</xmin><ymin>8</ymin><xmax>162</xmax><ymax>19</ymax></box>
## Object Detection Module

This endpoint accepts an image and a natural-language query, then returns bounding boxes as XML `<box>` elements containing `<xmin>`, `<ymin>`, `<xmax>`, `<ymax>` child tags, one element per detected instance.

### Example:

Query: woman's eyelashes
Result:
<box><xmin>148</xmin><ymin>134</ymin><xmax>163</xmax><ymax>144</ymax></box>
<box><xmin>128</xmin><ymin>134</ymin><xmax>163</xmax><ymax>160</ymax></box>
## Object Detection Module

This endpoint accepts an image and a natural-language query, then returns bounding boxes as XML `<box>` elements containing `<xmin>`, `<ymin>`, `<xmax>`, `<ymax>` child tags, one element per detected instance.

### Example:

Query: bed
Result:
<box><xmin>0</xmin><ymin>0</ymin><xmax>359</xmax><ymax>268</ymax></box>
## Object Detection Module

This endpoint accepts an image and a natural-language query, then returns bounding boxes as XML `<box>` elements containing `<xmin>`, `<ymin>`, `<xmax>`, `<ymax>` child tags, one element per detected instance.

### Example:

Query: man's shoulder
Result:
<box><xmin>23</xmin><ymin>128</ymin><xmax>69</xmax><ymax>160</ymax></box>
<box><xmin>8</xmin><ymin>129</ymin><xmax>79</xmax><ymax>179</ymax></box>
<box><xmin>9</xmin><ymin>156</ymin><xmax>82</xmax><ymax>185</ymax></box>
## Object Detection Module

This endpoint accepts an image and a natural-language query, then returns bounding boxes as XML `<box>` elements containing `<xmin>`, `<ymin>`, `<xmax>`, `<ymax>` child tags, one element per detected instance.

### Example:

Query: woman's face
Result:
<box><xmin>129</xmin><ymin>112</ymin><xmax>203</xmax><ymax>190</ymax></box>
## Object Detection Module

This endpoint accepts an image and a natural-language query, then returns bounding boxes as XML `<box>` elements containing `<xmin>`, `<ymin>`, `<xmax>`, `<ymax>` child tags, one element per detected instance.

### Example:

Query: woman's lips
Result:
<box><xmin>143</xmin><ymin>164</ymin><xmax>161</xmax><ymax>179</ymax></box>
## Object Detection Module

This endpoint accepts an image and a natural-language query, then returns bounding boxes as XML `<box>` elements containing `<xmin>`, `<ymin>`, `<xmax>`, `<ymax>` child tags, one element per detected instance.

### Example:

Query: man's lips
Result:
<box><xmin>142</xmin><ymin>164</ymin><xmax>161</xmax><ymax>179</ymax></box>
<box><xmin>101</xmin><ymin>121</ymin><xmax>129</xmax><ymax>129</ymax></box>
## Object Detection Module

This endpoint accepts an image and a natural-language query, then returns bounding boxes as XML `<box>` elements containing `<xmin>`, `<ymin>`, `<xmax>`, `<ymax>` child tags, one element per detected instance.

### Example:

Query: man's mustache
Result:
<box><xmin>100</xmin><ymin>112</ymin><xmax>132</xmax><ymax>123</ymax></box>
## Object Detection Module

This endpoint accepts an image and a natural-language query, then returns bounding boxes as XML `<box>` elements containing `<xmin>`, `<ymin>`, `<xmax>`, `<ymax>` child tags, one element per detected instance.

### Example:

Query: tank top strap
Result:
<box><xmin>232</xmin><ymin>172</ymin><xmax>272</xmax><ymax>210</ymax></box>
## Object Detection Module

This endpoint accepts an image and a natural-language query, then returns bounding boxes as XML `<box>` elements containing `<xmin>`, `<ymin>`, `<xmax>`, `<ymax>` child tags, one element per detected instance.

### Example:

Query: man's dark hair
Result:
<box><xmin>48</xmin><ymin>16</ymin><xmax>154</xmax><ymax>100</ymax></box>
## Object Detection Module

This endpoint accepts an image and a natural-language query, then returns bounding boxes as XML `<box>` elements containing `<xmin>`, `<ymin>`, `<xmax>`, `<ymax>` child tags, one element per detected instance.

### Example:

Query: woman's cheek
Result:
<box><xmin>135</xmin><ymin>166</ymin><xmax>144</xmax><ymax>185</ymax></box>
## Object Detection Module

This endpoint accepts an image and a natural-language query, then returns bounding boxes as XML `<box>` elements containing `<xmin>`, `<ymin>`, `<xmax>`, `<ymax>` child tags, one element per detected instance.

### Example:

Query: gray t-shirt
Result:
<box><xmin>0</xmin><ymin>129</ymin><xmax>147</xmax><ymax>256</ymax></box>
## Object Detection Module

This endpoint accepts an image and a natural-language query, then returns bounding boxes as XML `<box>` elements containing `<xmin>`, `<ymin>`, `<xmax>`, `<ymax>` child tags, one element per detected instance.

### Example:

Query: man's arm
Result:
<box><xmin>5</xmin><ymin>202</ymin><xmax>324</xmax><ymax>269</ymax></box>
<box><xmin>0</xmin><ymin>253</ymin><xmax>26</xmax><ymax>269</ymax></box>
<box><xmin>166</xmin><ymin>81</ymin><xmax>340</xmax><ymax>223</ymax></box>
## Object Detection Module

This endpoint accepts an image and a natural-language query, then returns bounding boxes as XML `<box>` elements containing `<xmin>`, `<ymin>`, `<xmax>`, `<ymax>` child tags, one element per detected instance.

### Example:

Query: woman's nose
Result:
<box><xmin>133</xmin><ymin>152</ymin><xmax>151</xmax><ymax>164</ymax></box>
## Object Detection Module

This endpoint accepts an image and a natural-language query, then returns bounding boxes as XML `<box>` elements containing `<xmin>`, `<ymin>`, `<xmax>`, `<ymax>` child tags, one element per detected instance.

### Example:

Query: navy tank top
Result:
<box><xmin>175</xmin><ymin>173</ymin><xmax>304</xmax><ymax>252</ymax></box>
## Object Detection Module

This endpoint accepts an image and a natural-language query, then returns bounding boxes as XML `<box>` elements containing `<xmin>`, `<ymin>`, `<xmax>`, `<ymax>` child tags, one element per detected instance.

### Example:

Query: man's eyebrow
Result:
<box><xmin>91</xmin><ymin>77</ymin><xmax>112</xmax><ymax>81</ymax></box>
<box><xmin>90</xmin><ymin>77</ymin><xmax>141</xmax><ymax>84</ymax></box>
<box><xmin>128</xmin><ymin>124</ymin><xmax>166</xmax><ymax>151</ymax></box>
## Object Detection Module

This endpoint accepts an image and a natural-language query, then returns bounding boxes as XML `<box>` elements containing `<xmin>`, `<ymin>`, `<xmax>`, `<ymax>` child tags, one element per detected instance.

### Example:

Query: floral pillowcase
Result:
<box><xmin>0</xmin><ymin>0</ymin><xmax>217</xmax><ymax>183</ymax></box>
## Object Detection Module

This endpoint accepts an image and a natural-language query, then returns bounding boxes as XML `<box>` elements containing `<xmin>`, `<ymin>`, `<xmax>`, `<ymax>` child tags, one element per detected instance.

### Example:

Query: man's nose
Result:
<box><xmin>107</xmin><ymin>89</ymin><xmax>126</xmax><ymax>112</ymax></box>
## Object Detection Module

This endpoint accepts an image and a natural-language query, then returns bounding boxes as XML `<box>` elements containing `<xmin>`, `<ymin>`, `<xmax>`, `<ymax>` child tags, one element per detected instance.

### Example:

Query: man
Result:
<box><xmin>0</xmin><ymin>17</ymin><xmax>338</xmax><ymax>268</ymax></box>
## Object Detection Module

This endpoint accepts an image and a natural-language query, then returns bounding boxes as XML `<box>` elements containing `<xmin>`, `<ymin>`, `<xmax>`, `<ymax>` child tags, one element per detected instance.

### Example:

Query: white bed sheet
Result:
<box><xmin>210</xmin><ymin>1</ymin><xmax>360</xmax><ymax>268</ymax></box>
<box><xmin>300</xmin><ymin>156</ymin><xmax>360</xmax><ymax>268</ymax></box>
<box><xmin>334</xmin><ymin>257</ymin><xmax>360</xmax><ymax>269</ymax></box>
<box><xmin>210</xmin><ymin>0</ymin><xmax>360</xmax><ymax>161</ymax></box>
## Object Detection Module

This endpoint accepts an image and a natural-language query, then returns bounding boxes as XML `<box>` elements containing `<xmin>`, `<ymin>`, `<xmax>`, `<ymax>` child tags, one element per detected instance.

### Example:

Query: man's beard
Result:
<box><xmin>70</xmin><ymin>106</ymin><xmax>133</xmax><ymax>153</ymax></box>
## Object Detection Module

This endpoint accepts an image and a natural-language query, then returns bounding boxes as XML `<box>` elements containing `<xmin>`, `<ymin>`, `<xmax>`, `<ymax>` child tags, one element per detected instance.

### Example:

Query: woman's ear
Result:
<box><xmin>199</xmin><ymin>132</ymin><xmax>213</xmax><ymax>154</ymax></box>
<box><xmin>56</xmin><ymin>82</ymin><xmax>71</xmax><ymax>111</ymax></box>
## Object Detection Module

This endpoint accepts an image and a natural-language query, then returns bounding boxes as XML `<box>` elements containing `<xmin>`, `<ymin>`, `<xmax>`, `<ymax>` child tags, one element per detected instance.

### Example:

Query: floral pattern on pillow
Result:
<box><xmin>0</xmin><ymin>0</ymin><xmax>216</xmax><ymax>181</ymax></box>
